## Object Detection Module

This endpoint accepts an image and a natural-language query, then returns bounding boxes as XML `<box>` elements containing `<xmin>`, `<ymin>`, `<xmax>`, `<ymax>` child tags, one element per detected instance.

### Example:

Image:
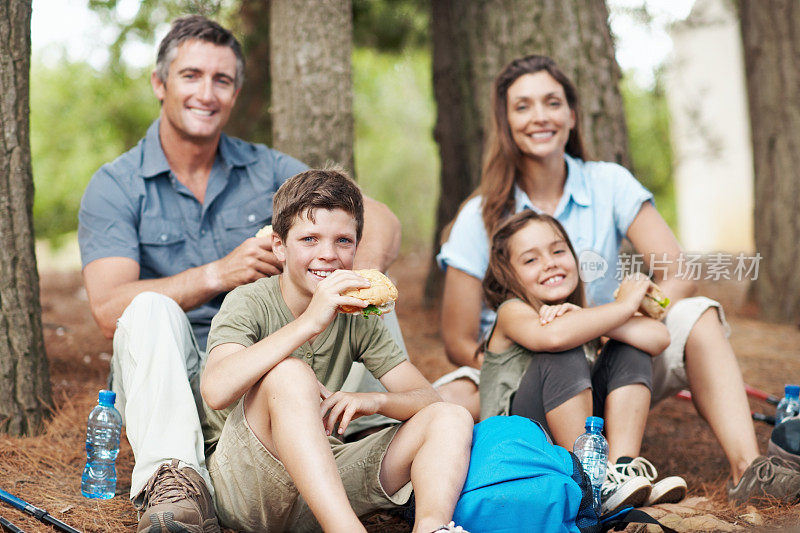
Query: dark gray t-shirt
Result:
<box><xmin>78</xmin><ymin>119</ymin><xmax>307</xmax><ymax>349</ymax></box>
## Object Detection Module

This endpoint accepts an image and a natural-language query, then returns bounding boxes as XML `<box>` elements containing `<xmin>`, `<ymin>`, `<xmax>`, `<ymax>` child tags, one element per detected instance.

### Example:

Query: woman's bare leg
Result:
<box><xmin>684</xmin><ymin>309</ymin><xmax>759</xmax><ymax>483</ymax></box>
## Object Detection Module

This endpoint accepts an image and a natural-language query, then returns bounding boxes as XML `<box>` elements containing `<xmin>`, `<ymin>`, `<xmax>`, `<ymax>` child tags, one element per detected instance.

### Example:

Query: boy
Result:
<box><xmin>200</xmin><ymin>169</ymin><xmax>473</xmax><ymax>533</ymax></box>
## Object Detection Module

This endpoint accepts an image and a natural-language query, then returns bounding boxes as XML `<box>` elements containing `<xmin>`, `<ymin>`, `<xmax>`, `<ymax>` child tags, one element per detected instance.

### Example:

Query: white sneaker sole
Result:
<box><xmin>646</xmin><ymin>476</ymin><xmax>687</xmax><ymax>506</ymax></box>
<box><xmin>602</xmin><ymin>477</ymin><xmax>652</xmax><ymax>515</ymax></box>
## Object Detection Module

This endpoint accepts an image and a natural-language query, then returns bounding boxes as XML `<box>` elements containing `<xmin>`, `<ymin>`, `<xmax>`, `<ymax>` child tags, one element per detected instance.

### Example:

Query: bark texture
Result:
<box><xmin>740</xmin><ymin>0</ymin><xmax>800</xmax><ymax>323</ymax></box>
<box><xmin>426</xmin><ymin>0</ymin><xmax>628</xmax><ymax>300</ymax></box>
<box><xmin>0</xmin><ymin>0</ymin><xmax>52</xmax><ymax>435</ymax></box>
<box><xmin>226</xmin><ymin>0</ymin><xmax>271</xmax><ymax>145</ymax></box>
<box><xmin>270</xmin><ymin>0</ymin><xmax>354</xmax><ymax>173</ymax></box>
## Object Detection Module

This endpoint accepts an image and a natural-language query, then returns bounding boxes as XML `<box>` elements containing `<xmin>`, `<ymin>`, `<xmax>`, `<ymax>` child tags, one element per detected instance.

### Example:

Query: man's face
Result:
<box><xmin>151</xmin><ymin>39</ymin><xmax>239</xmax><ymax>143</ymax></box>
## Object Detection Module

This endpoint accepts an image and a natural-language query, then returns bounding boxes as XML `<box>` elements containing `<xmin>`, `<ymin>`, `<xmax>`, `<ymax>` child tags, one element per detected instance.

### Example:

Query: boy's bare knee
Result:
<box><xmin>419</xmin><ymin>402</ymin><xmax>474</xmax><ymax>432</ymax></box>
<box><xmin>259</xmin><ymin>357</ymin><xmax>318</xmax><ymax>394</ymax></box>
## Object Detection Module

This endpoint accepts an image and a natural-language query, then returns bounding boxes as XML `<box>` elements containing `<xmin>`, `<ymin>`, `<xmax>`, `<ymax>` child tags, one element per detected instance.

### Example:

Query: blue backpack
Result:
<box><xmin>452</xmin><ymin>416</ymin><xmax>677</xmax><ymax>533</ymax></box>
<box><xmin>453</xmin><ymin>415</ymin><xmax>599</xmax><ymax>533</ymax></box>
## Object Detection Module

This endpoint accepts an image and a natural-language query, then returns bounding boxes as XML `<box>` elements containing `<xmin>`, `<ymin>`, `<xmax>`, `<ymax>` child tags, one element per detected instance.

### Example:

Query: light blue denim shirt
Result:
<box><xmin>437</xmin><ymin>154</ymin><xmax>654</xmax><ymax>335</ymax></box>
<box><xmin>78</xmin><ymin>119</ymin><xmax>308</xmax><ymax>349</ymax></box>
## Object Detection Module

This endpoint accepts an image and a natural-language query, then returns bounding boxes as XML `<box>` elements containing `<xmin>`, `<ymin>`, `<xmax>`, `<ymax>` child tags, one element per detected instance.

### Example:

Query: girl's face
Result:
<box><xmin>506</xmin><ymin>71</ymin><xmax>575</xmax><ymax>163</ymax></box>
<box><xmin>507</xmin><ymin>220</ymin><xmax>579</xmax><ymax>305</ymax></box>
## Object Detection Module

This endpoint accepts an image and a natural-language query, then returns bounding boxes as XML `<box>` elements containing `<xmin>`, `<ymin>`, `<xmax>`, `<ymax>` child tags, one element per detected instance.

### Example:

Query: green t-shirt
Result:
<box><xmin>202</xmin><ymin>275</ymin><xmax>407</xmax><ymax>452</ymax></box>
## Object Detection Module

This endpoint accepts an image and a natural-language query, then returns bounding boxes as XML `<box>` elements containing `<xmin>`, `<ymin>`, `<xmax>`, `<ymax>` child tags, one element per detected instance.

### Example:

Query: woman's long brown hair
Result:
<box><xmin>483</xmin><ymin>210</ymin><xmax>585</xmax><ymax>311</ymax></box>
<box><xmin>477</xmin><ymin>55</ymin><xmax>588</xmax><ymax>236</ymax></box>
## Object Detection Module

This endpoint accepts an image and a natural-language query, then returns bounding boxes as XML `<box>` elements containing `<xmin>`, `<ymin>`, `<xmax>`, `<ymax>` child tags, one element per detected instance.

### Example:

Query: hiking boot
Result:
<box><xmin>136</xmin><ymin>459</ymin><xmax>220</xmax><ymax>533</ymax></box>
<box><xmin>601</xmin><ymin>460</ymin><xmax>651</xmax><ymax>515</ymax></box>
<box><xmin>768</xmin><ymin>418</ymin><xmax>800</xmax><ymax>469</ymax></box>
<box><xmin>623</xmin><ymin>457</ymin><xmax>687</xmax><ymax>506</ymax></box>
<box><xmin>727</xmin><ymin>455</ymin><xmax>800</xmax><ymax>505</ymax></box>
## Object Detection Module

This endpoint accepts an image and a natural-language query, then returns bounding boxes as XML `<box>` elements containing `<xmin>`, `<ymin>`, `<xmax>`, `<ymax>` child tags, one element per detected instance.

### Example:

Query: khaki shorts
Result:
<box><xmin>651</xmin><ymin>296</ymin><xmax>730</xmax><ymax>403</ymax></box>
<box><xmin>208</xmin><ymin>401</ymin><xmax>413</xmax><ymax>532</ymax></box>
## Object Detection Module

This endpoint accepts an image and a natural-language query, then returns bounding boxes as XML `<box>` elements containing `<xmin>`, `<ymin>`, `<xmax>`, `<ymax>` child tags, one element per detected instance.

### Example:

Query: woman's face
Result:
<box><xmin>507</xmin><ymin>220</ymin><xmax>579</xmax><ymax>305</ymax></box>
<box><xmin>506</xmin><ymin>71</ymin><xmax>575</xmax><ymax>163</ymax></box>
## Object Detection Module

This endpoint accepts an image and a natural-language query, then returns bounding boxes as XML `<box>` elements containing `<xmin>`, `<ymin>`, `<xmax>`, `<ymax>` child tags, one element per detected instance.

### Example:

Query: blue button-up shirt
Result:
<box><xmin>78</xmin><ymin>120</ymin><xmax>308</xmax><ymax>349</ymax></box>
<box><xmin>437</xmin><ymin>154</ymin><xmax>654</xmax><ymax>334</ymax></box>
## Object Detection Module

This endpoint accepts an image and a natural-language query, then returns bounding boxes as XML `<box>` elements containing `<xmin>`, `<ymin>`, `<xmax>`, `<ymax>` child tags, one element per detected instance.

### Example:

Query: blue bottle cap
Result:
<box><xmin>785</xmin><ymin>385</ymin><xmax>800</xmax><ymax>399</ymax></box>
<box><xmin>98</xmin><ymin>389</ymin><xmax>116</xmax><ymax>407</ymax></box>
<box><xmin>585</xmin><ymin>416</ymin><xmax>604</xmax><ymax>431</ymax></box>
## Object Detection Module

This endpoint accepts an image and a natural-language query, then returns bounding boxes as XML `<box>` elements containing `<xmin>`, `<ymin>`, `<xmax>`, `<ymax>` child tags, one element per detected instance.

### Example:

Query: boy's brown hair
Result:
<box><xmin>483</xmin><ymin>210</ymin><xmax>585</xmax><ymax>311</ymax></box>
<box><xmin>272</xmin><ymin>168</ymin><xmax>364</xmax><ymax>242</ymax></box>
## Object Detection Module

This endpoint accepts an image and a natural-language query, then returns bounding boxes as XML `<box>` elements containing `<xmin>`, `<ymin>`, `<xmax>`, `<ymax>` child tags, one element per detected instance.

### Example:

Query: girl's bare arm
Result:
<box><xmin>605</xmin><ymin>315</ymin><xmax>671</xmax><ymax>356</ymax></box>
<box><xmin>498</xmin><ymin>278</ymin><xmax>650</xmax><ymax>353</ymax></box>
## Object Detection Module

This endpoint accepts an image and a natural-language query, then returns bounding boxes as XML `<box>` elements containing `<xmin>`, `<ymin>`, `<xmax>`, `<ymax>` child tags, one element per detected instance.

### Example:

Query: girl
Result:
<box><xmin>478</xmin><ymin>209</ymin><xmax>683</xmax><ymax>514</ymax></box>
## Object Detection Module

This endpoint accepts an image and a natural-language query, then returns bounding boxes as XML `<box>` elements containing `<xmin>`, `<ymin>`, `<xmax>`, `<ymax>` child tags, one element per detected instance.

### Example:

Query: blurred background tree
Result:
<box><xmin>740</xmin><ymin>0</ymin><xmax>800</xmax><ymax>324</ymax></box>
<box><xmin>0</xmin><ymin>0</ymin><xmax>52</xmax><ymax>436</ymax></box>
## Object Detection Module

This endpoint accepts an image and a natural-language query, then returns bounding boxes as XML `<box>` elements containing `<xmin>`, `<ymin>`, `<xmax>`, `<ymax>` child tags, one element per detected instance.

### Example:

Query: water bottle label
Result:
<box><xmin>579</xmin><ymin>451</ymin><xmax>607</xmax><ymax>485</ymax></box>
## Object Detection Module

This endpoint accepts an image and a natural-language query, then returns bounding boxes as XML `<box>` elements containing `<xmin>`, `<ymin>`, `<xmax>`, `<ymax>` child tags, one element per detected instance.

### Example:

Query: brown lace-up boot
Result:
<box><xmin>136</xmin><ymin>460</ymin><xmax>220</xmax><ymax>533</ymax></box>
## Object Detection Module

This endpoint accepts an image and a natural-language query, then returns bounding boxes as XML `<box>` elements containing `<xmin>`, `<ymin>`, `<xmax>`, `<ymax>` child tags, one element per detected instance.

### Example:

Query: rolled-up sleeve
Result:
<box><xmin>611</xmin><ymin>165</ymin><xmax>654</xmax><ymax>237</ymax></box>
<box><xmin>436</xmin><ymin>197</ymin><xmax>490</xmax><ymax>280</ymax></box>
<box><xmin>78</xmin><ymin>169</ymin><xmax>140</xmax><ymax>268</ymax></box>
<box><xmin>353</xmin><ymin>319</ymin><xmax>408</xmax><ymax>380</ymax></box>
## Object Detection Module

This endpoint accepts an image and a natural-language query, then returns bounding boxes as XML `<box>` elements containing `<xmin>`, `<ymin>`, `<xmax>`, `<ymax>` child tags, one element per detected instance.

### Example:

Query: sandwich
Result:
<box><xmin>640</xmin><ymin>283</ymin><xmax>670</xmax><ymax>320</ymax></box>
<box><xmin>338</xmin><ymin>269</ymin><xmax>398</xmax><ymax>319</ymax></box>
<box><xmin>613</xmin><ymin>280</ymin><xmax>671</xmax><ymax>320</ymax></box>
<box><xmin>255</xmin><ymin>224</ymin><xmax>273</xmax><ymax>238</ymax></box>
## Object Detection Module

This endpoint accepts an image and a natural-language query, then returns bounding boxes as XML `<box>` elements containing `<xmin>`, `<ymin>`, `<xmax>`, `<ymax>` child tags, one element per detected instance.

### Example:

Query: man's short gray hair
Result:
<box><xmin>155</xmin><ymin>15</ymin><xmax>245</xmax><ymax>90</ymax></box>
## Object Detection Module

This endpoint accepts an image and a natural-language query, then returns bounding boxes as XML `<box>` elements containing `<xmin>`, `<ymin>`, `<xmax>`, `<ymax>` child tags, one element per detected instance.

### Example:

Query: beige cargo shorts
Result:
<box><xmin>651</xmin><ymin>296</ymin><xmax>730</xmax><ymax>403</ymax></box>
<box><xmin>208</xmin><ymin>400</ymin><xmax>413</xmax><ymax>532</ymax></box>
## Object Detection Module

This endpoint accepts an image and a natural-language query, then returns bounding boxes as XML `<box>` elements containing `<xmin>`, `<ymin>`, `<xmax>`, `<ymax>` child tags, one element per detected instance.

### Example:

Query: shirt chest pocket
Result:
<box><xmin>139</xmin><ymin>218</ymin><xmax>187</xmax><ymax>277</ymax></box>
<box><xmin>218</xmin><ymin>196</ymin><xmax>272</xmax><ymax>255</ymax></box>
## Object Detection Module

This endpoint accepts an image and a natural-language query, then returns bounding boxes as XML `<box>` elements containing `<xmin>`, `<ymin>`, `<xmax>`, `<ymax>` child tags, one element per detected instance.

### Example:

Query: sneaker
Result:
<box><xmin>601</xmin><ymin>460</ymin><xmax>652</xmax><ymax>515</ymax></box>
<box><xmin>136</xmin><ymin>459</ymin><xmax>220</xmax><ymax>533</ymax></box>
<box><xmin>623</xmin><ymin>457</ymin><xmax>687</xmax><ymax>506</ymax></box>
<box><xmin>727</xmin><ymin>455</ymin><xmax>800</xmax><ymax>505</ymax></box>
<box><xmin>431</xmin><ymin>522</ymin><xmax>470</xmax><ymax>533</ymax></box>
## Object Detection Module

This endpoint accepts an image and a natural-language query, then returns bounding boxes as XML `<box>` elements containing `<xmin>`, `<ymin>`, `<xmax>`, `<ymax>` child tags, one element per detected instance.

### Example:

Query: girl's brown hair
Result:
<box><xmin>478</xmin><ymin>55</ymin><xmax>588</xmax><ymax>236</ymax></box>
<box><xmin>483</xmin><ymin>210</ymin><xmax>585</xmax><ymax>311</ymax></box>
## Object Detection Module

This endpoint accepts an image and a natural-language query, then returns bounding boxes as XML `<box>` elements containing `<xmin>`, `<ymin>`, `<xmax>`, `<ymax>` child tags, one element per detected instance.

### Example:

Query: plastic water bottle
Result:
<box><xmin>776</xmin><ymin>384</ymin><xmax>800</xmax><ymax>424</ymax></box>
<box><xmin>81</xmin><ymin>390</ymin><xmax>122</xmax><ymax>499</ymax></box>
<box><xmin>573</xmin><ymin>416</ymin><xmax>608</xmax><ymax>514</ymax></box>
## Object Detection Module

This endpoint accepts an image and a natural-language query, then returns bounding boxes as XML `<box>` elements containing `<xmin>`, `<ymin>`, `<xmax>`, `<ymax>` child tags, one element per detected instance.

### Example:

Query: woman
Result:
<box><xmin>435</xmin><ymin>55</ymin><xmax>800</xmax><ymax>506</ymax></box>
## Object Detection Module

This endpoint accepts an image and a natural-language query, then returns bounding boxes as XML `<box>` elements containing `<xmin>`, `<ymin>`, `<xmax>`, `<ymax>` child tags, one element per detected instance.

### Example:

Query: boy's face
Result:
<box><xmin>273</xmin><ymin>208</ymin><xmax>359</xmax><ymax>302</ymax></box>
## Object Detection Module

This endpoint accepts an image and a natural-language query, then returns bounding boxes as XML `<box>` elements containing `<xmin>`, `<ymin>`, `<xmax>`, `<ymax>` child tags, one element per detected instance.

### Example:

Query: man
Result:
<box><xmin>78</xmin><ymin>15</ymin><xmax>401</xmax><ymax>533</ymax></box>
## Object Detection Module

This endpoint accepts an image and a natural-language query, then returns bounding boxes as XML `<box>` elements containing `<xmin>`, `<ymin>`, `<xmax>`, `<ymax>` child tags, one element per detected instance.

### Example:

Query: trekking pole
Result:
<box><xmin>675</xmin><ymin>390</ymin><xmax>775</xmax><ymax>425</ymax></box>
<box><xmin>0</xmin><ymin>489</ymin><xmax>81</xmax><ymax>533</ymax></box>
<box><xmin>743</xmin><ymin>384</ymin><xmax>780</xmax><ymax>406</ymax></box>
<box><xmin>0</xmin><ymin>515</ymin><xmax>25</xmax><ymax>533</ymax></box>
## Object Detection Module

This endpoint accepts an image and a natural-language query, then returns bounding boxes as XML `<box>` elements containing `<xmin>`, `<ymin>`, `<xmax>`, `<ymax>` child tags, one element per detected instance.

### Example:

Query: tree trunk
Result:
<box><xmin>740</xmin><ymin>0</ymin><xmax>800</xmax><ymax>323</ymax></box>
<box><xmin>225</xmin><ymin>0</ymin><xmax>271</xmax><ymax>146</ymax></box>
<box><xmin>269</xmin><ymin>0</ymin><xmax>354</xmax><ymax>174</ymax></box>
<box><xmin>425</xmin><ymin>0</ymin><xmax>628</xmax><ymax>301</ymax></box>
<box><xmin>0</xmin><ymin>0</ymin><xmax>52</xmax><ymax>436</ymax></box>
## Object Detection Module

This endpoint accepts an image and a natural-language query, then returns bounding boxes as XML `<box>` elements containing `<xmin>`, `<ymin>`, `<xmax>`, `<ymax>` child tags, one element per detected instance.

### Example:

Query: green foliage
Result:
<box><xmin>30</xmin><ymin>58</ymin><xmax>158</xmax><ymax>242</ymax></box>
<box><xmin>88</xmin><ymin>0</ymin><xmax>237</xmax><ymax>74</ymax></box>
<box><xmin>622</xmin><ymin>73</ymin><xmax>677</xmax><ymax>232</ymax></box>
<box><xmin>353</xmin><ymin>48</ymin><xmax>438</xmax><ymax>251</ymax></box>
<box><xmin>353</xmin><ymin>0</ymin><xmax>430</xmax><ymax>51</ymax></box>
